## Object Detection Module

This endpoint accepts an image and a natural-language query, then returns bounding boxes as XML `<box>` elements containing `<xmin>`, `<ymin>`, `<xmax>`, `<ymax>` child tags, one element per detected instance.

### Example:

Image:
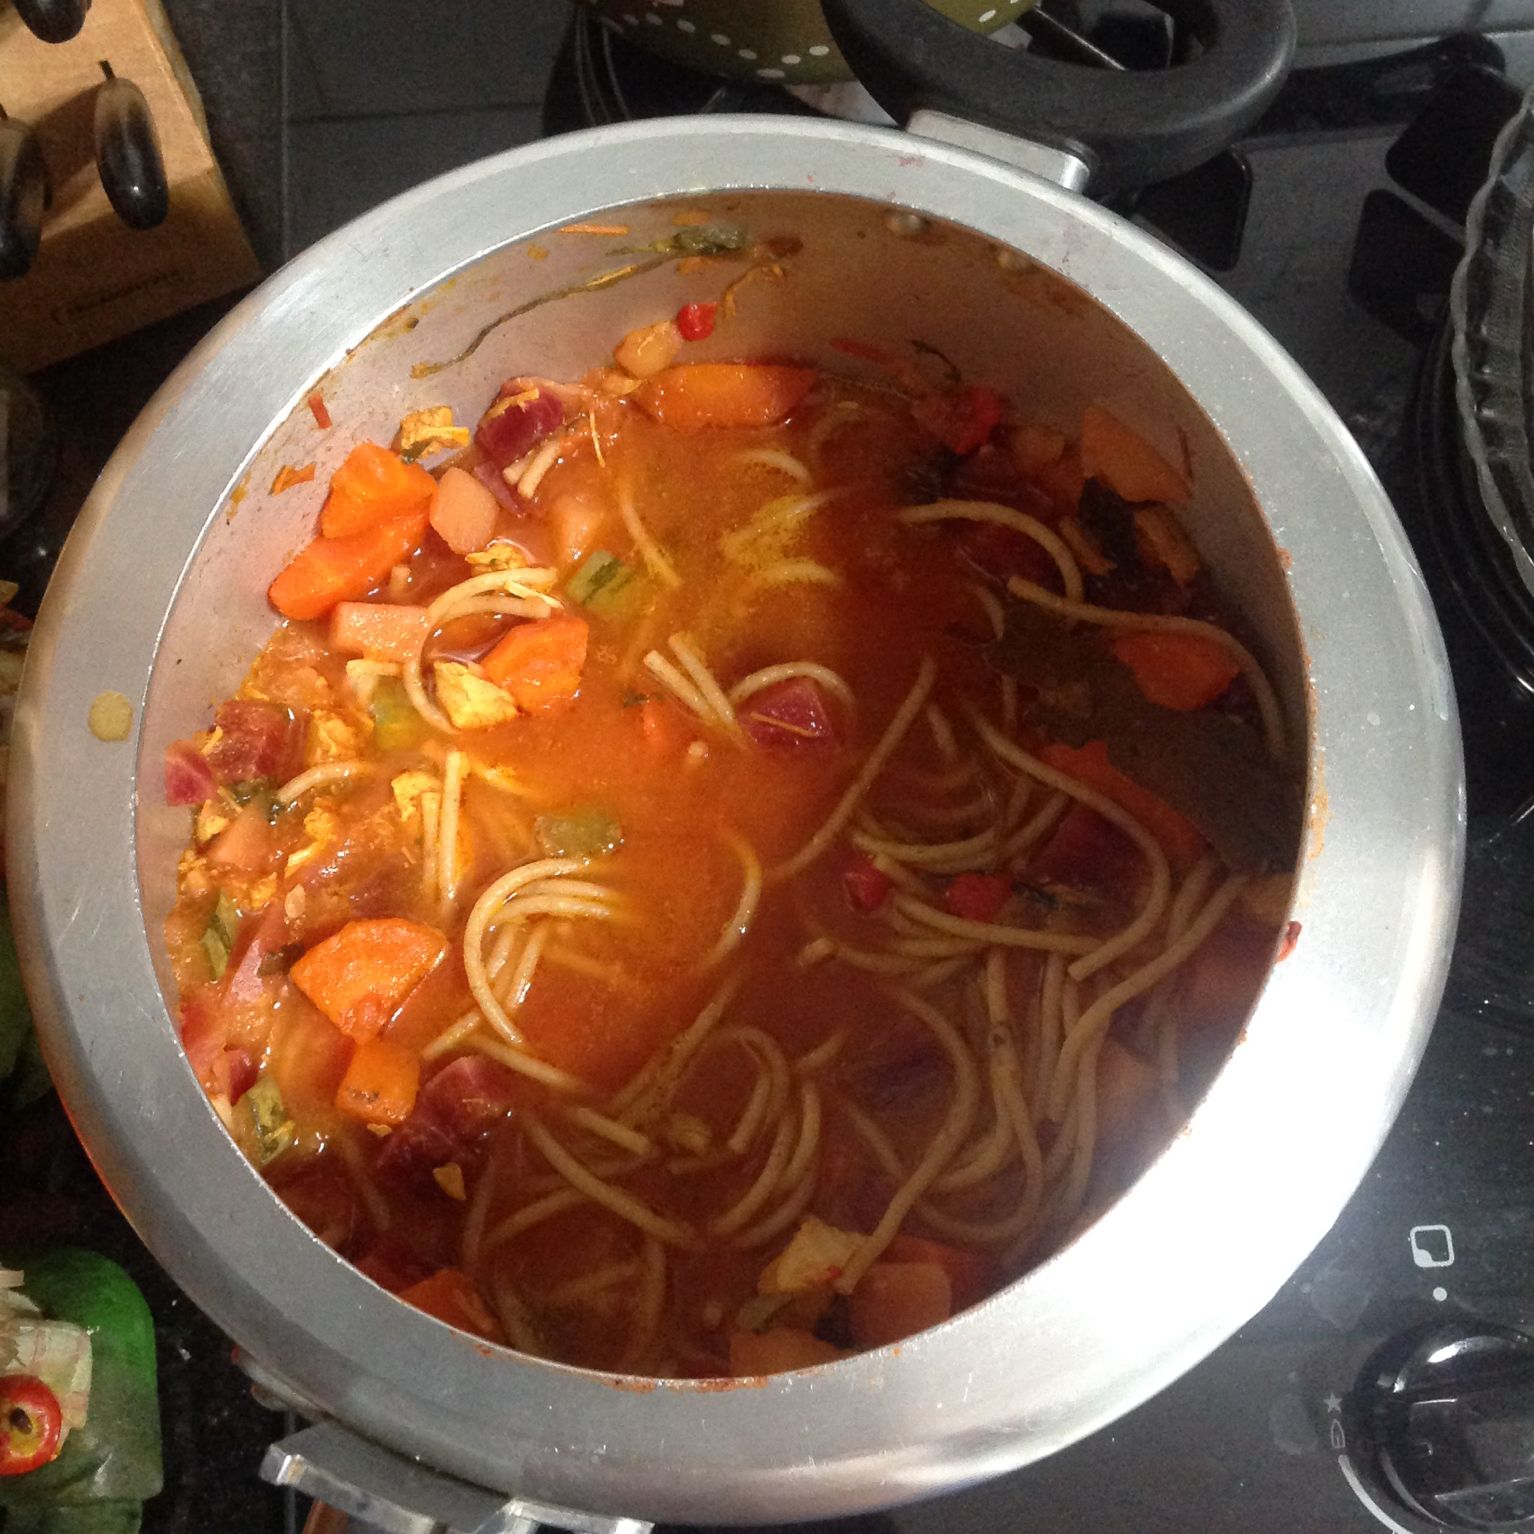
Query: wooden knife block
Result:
<box><xmin>0</xmin><ymin>0</ymin><xmax>260</xmax><ymax>372</ymax></box>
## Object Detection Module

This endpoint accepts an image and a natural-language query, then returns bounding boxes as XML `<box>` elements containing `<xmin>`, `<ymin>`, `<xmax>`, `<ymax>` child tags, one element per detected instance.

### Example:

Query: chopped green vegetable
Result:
<box><xmin>533</xmin><ymin>807</ymin><xmax>623</xmax><ymax>858</ymax></box>
<box><xmin>566</xmin><ymin>550</ymin><xmax>636</xmax><ymax>614</ymax></box>
<box><xmin>371</xmin><ymin>677</ymin><xmax>427</xmax><ymax>752</ymax></box>
<box><xmin>734</xmin><ymin>1292</ymin><xmax>796</xmax><ymax>1334</ymax></box>
<box><xmin>199</xmin><ymin>892</ymin><xmax>238</xmax><ymax>981</ymax></box>
<box><xmin>227</xmin><ymin>777</ymin><xmax>273</xmax><ymax>807</ymax></box>
<box><xmin>245</xmin><ymin>1076</ymin><xmax>294</xmax><ymax>1166</ymax></box>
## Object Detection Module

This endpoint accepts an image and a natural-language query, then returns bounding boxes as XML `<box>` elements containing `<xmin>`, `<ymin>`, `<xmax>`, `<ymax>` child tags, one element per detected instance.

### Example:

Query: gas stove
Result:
<box><xmin>19</xmin><ymin>5</ymin><xmax>1534</xmax><ymax>1532</ymax></box>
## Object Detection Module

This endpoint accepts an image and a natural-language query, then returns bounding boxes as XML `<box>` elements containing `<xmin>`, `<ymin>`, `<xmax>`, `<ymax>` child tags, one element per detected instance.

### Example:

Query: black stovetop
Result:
<box><xmin>13</xmin><ymin>6</ymin><xmax>1534</xmax><ymax>1532</ymax></box>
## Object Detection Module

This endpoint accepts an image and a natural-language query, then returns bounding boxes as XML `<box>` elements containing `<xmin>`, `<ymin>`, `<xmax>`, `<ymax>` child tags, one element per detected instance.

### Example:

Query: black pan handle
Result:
<box><xmin>820</xmin><ymin>0</ymin><xmax>1297</xmax><ymax>193</ymax></box>
<box><xmin>94</xmin><ymin>71</ymin><xmax>168</xmax><ymax>230</ymax></box>
<box><xmin>12</xmin><ymin>0</ymin><xmax>90</xmax><ymax>44</ymax></box>
<box><xmin>0</xmin><ymin>117</ymin><xmax>50</xmax><ymax>279</ymax></box>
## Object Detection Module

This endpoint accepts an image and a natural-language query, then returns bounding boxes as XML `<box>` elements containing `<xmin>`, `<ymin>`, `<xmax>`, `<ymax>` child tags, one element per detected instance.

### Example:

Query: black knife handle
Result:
<box><xmin>0</xmin><ymin>117</ymin><xmax>50</xmax><ymax>279</ymax></box>
<box><xmin>12</xmin><ymin>0</ymin><xmax>90</xmax><ymax>43</ymax></box>
<box><xmin>820</xmin><ymin>0</ymin><xmax>1296</xmax><ymax>193</ymax></box>
<box><xmin>94</xmin><ymin>72</ymin><xmax>168</xmax><ymax>230</ymax></box>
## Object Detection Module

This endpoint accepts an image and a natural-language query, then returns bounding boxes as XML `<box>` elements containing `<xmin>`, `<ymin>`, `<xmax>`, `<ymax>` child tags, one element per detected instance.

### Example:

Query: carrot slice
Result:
<box><xmin>480</xmin><ymin>614</ymin><xmax>589</xmax><ymax>712</ymax></box>
<box><xmin>1080</xmin><ymin>404</ymin><xmax>1190</xmax><ymax>504</ymax></box>
<box><xmin>1039</xmin><ymin>739</ymin><xmax>1204</xmax><ymax>872</ymax></box>
<box><xmin>268</xmin><ymin>506</ymin><xmax>429</xmax><ymax>621</ymax></box>
<box><xmin>728</xmin><ymin>1327</ymin><xmax>846</xmax><ymax>1377</ymax></box>
<box><xmin>320</xmin><ymin>443</ymin><xmax>436</xmax><ymax>537</ymax></box>
<box><xmin>329</xmin><ymin>601</ymin><xmax>432</xmax><ymax>664</ymax></box>
<box><xmin>429</xmin><ymin>465</ymin><xmax>499</xmax><ymax>556</ymax></box>
<box><xmin>290</xmin><ymin>918</ymin><xmax>447</xmax><ymax>1040</ymax></box>
<box><xmin>849</xmin><ymin>1262</ymin><xmax>953</xmax><ymax>1349</ymax></box>
<box><xmin>1110</xmin><ymin>631</ymin><xmax>1240</xmax><ymax>711</ymax></box>
<box><xmin>334</xmin><ymin>1037</ymin><xmax>421</xmax><ymax>1126</ymax></box>
<box><xmin>883</xmin><ymin>1233</ymin><xmax>991</xmax><ymax>1310</ymax></box>
<box><xmin>633</xmin><ymin>364</ymin><xmax>816</xmax><ymax>430</ymax></box>
<box><xmin>396</xmin><ymin>1269</ymin><xmax>503</xmax><ymax>1341</ymax></box>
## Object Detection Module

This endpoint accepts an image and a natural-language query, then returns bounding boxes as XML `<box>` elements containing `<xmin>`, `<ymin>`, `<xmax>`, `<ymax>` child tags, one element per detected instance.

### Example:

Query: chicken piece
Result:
<box><xmin>399</xmin><ymin>405</ymin><xmax>470</xmax><ymax>457</ymax></box>
<box><xmin>307</xmin><ymin>708</ymin><xmax>363</xmax><ymax>764</ymax></box>
<box><xmin>433</xmin><ymin>662</ymin><xmax>521</xmax><ymax>730</ymax></box>
<box><xmin>758</xmin><ymin>1217</ymin><xmax>862</xmax><ymax>1295</ymax></box>
<box><xmin>391</xmin><ymin>770</ymin><xmax>438</xmax><ymax>822</ymax></box>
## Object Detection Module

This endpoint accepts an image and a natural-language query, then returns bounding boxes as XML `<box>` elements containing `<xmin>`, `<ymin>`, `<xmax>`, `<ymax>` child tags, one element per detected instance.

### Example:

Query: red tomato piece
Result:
<box><xmin>0</xmin><ymin>1375</ymin><xmax>63</xmax><ymax>1476</ymax></box>
<box><xmin>955</xmin><ymin>520</ymin><xmax>1059</xmax><ymax>588</ymax></box>
<box><xmin>943</xmin><ymin>872</ymin><xmax>1012</xmax><ymax>923</ymax></box>
<box><xmin>222</xmin><ymin>902</ymin><xmax>289</xmax><ymax>1005</ymax></box>
<box><xmin>206</xmin><ymin>700</ymin><xmax>304</xmax><ymax>786</ymax></box>
<box><xmin>740</xmin><ymin>678</ymin><xmax>838</xmax><ymax>752</ymax></box>
<box><xmin>842</xmin><ymin>852</ymin><xmax>893</xmax><ymax>913</ymax></box>
<box><xmin>1030</xmin><ymin>803</ymin><xmax>1137</xmax><ymax>891</ymax></box>
<box><xmin>163</xmin><ymin>739</ymin><xmax>216</xmax><ymax>805</ymax></box>
<box><xmin>475</xmin><ymin>388</ymin><xmax>564</xmax><ymax>469</ymax></box>
<box><xmin>913</xmin><ymin>385</ymin><xmax>1006</xmax><ymax>456</ymax></box>
<box><xmin>675</xmin><ymin>301</ymin><xmax>718</xmax><ymax>341</ymax></box>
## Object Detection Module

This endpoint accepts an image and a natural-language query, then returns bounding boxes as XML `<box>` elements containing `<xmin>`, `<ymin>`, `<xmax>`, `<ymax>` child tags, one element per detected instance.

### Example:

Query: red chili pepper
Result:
<box><xmin>307</xmin><ymin>391</ymin><xmax>332</xmax><ymax>430</ymax></box>
<box><xmin>842</xmin><ymin>852</ymin><xmax>893</xmax><ymax>913</ymax></box>
<box><xmin>0</xmin><ymin>1374</ymin><xmax>63</xmax><ymax>1477</ymax></box>
<box><xmin>943</xmin><ymin>872</ymin><xmax>1012</xmax><ymax>923</ymax></box>
<box><xmin>675</xmin><ymin>301</ymin><xmax>718</xmax><ymax>342</ymax></box>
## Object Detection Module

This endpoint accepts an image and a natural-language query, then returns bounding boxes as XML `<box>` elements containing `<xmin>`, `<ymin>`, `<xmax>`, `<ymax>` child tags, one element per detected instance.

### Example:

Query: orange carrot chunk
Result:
<box><xmin>396</xmin><ymin>1269</ymin><xmax>503</xmax><ymax>1341</ymax></box>
<box><xmin>480</xmin><ymin>614</ymin><xmax>589</xmax><ymax>712</ymax></box>
<box><xmin>268</xmin><ymin>507</ymin><xmax>429</xmax><ymax>621</ymax></box>
<box><xmin>334</xmin><ymin>1037</ymin><xmax>421</xmax><ymax>1126</ymax></box>
<box><xmin>329</xmin><ymin>601</ymin><xmax>432</xmax><ymax>664</ymax></box>
<box><xmin>1110</xmin><ymin>631</ymin><xmax>1240</xmax><ymax>711</ymax></box>
<box><xmin>633</xmin><ymin>364</ymin><xmax>816</xmax><ymax>430</ymax></box>
<box><xmin>1039</xmin><ymin>739</ymin><xmax>1205</xmax><ymax>872</ymax></box>
<box><xmin>1080</xmin><ymin>404</ymin><xmax>1191</xmax><ymax>504</ymax></box>
<box><xmin>849</xmin><ymin>1262</ymin><xmax>953</xmax><ymax>1350</ymax></box>
<box><xmin>321</xmin><ymin>442</ymin><xmax>437</xmax><ymax>537</ymax></box>
<box><xmin>728</xmin><ymin>1327</ymin><xmax>846</xmax><ymax>1378</ymax></box>
<box><xmin>290</xmin><ymin>918</ymin><xmax>447</xmax><ymax>1040</ymax></box>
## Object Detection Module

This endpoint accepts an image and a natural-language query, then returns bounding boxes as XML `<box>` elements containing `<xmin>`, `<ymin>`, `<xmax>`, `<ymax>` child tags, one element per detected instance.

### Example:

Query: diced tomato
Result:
<box><xmin>955</xmin><ymin>521</ymin><xmax>1059</xmax><ymax>588</ymax></box>
<box><xmin>472</xmin><ymin>458</ymin><xmax>519</xmax><ymax>511</ymax></box>
<box><xmin>912</xmin><ymin>385</ymin><xmax>1006</xmax><ymax>456</ymax></box>
<box><xmin>376</xmin><ymin>1055</ymin><xmax>524</xmax><ymax>1181</ymax></box>
<box><xmin>206</xmin><ymin>700</ymin><xmax>304</xmax><ymax>786</ymax></box>
<box><xmin>475</xmin><ymin>388</ymin><xmax>564</xmax><ymax>470</ymax></box>
<box><xmin>740</xmin><ymin>678</ymin><xmax>837</xmax><ymax>752</ymax></box>
<box><xmin>222</xmin><ymin>1047</ymin><xmax>259</xmax><ymax>1103</ymax></box>
<box><xmin>207</xmin><ymin>803</ymin><xmax>281</xmax><ymax>875</ymax></box>
<box><xmin>942</xmin><ymin>873</ymin><xmax>1011</xmax><ymax>923</ymax></box>
<box><xmin>675</xmin><ymin>301</ymin><xmax>718</xmax><ymax>341</ymax></box>
<box><xmin>842</xmin><ymin>852</ymin><xmax>892</xmax><ymax>913</ymax></box>
<box><xmin>1030</xmin><ymin>803</ymin><xmax>1137</xmax><ymax>891</ymax></box>
<box><xmin>179</xmin><ymin>992</ymin><xmax>225</xmax><ymax>1082</ymax></box>
<box><xmin>222</xmin><ymin>902</ymin><xmax>289</xmax><ymax>1004</ymax></box>
<box><xmin>164</xmin><ymin>739</ymin><xmax>216</xmax><ymax>806</ymax></box>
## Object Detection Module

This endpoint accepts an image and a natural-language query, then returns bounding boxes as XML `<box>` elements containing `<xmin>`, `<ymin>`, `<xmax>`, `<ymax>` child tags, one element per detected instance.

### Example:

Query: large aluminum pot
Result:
<box><xmin>9</xmin><ymin>106</ymin><xmax>1462</xmax><ymax>1534</ymax></box>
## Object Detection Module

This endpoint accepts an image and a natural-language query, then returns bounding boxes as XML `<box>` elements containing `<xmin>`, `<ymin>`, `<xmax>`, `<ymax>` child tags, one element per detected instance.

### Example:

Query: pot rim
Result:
<box><xmin>9</xmin><ymin>115</ymin><xmax>1463</xmax><ymax>1525</ymax></box>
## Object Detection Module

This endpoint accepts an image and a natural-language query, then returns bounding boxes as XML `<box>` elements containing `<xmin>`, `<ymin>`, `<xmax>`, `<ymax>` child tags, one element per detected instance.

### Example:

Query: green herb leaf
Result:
<box><xmin>246</xmin><ymin>1076</ymin><xmax>294</xmax><ymax>1166</ymax></box>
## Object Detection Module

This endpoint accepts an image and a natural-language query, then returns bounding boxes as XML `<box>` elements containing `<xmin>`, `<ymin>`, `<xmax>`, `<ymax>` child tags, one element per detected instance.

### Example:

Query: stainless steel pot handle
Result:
<box><xmin>263</xmin><ymin>1420</ymin><xmax>653</xmax><ymax>1534</ymax></box>
<box><xmin>819</xmin><ymin>0</ymin><xmax>1296</xmax><ymax>193</ymax></box>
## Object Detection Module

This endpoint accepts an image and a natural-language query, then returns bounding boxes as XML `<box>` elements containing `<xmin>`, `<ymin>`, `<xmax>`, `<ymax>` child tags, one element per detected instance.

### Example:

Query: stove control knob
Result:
<box><xmin>1361</xmin><ymin>1324</ymin><xmax>1534</xmax><ymax>1531</ymax></box>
